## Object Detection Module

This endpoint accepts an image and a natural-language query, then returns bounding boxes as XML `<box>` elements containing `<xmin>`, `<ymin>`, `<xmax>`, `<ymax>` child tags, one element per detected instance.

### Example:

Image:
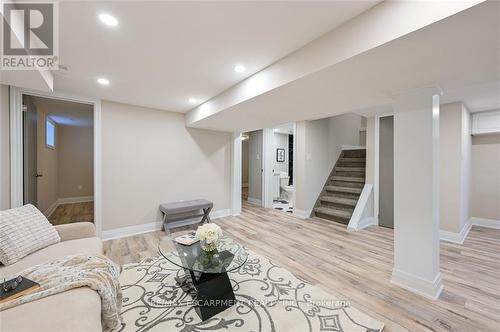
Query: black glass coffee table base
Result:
<box><xmin>176</xmin><ymin>268</ymin><xmax>236</xmax><ymax>321</ymax></box>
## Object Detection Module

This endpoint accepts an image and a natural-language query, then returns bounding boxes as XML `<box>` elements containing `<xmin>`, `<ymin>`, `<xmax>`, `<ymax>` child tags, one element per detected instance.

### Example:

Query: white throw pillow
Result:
<box><xmin>0</xmin><ymin>204</ymin><xmax>61</xmax><ymax>265</ymax></box>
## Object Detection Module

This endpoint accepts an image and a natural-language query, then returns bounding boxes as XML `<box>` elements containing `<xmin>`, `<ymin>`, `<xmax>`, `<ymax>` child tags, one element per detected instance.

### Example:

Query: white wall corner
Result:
<box><xmin>101</xmin><ymin>208</ymin><xmax>231</xmax><ymax>240</ymax></box>
<box><xmin>391</xmin><ymin>268</ymin><xmax>444</xmax><ymax>300</ymax></box>
<box><xmin>294</xmin><ymin>208</ymin><xmax>312</xmax><ymax>219</ymax></box>
<box><xmin>470</xmin><ymin>217</ymin><xmax>500</xmax><ymax>229</ymax></box>
<box><xmin>347</xmin><ymin>184</ymin><xmax>375</xmax><ymax>231</ymax></box>
<box><xmin>440</xmin><ymin>219</ymin><xmax>472</xmax><ymax>244</ymax></box>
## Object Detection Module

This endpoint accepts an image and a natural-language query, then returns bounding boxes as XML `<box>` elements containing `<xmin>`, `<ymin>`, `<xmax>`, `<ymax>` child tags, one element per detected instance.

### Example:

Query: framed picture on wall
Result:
<box><xmin>276</xmin><ymin>148</ymin><xmax>285</xmax><ymax>162</ymax></box>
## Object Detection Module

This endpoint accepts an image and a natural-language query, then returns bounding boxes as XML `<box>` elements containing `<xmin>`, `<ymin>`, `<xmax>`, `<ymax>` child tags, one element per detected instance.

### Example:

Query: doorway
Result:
<box><xmin>242</xmin><ymin>130</ymin><xmax>263</xmax><ymax>206</ymax></box>
<box><xmin>22</xmin><ymin>94</ymin><xmax>94</xmax><ymax>226</ymax></box>
<box><xmin>270</xmin><ymin>123</ymin><xmax>295</xmax><ymax>213</ymax></box>
<box><xmin>379</xmin><ymin>115</ymin><xmax>394</xmax><ymax>228</ymax></box>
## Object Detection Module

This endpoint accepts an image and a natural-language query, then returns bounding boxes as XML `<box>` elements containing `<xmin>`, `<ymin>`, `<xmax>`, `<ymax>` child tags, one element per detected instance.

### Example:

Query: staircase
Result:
<box><xmin>313</xmin><ymin>149</ymin><xmax>366</xmax><ymax>225</ymax></box>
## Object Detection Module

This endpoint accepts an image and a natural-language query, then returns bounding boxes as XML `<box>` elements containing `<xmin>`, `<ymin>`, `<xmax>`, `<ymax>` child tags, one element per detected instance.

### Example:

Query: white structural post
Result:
<box><xmin>230</xmin><ymin>132</ymin><xmax>242</xmax><ymax>216</ymax></box>
<box><xmin>391</xmin><ymin>93</ymin><xmax>443</xmax><ymax>300</ymax></box>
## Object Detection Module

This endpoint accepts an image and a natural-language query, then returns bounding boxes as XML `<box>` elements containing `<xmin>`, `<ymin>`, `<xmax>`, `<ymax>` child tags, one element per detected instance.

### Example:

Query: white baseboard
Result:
<box><xmin>102</xmin><ymin>221</ymin><xmax>162</xmax><ymax>241</ymax></box>
<box><xmin>440</xmin><ymin>217</ymin><xmax>500</xmax><ymax>244</ymax></box>
<box><xmin>247</xmin><ymin>197</ymin><xmax>262</xmax><ymax>206</ymax></box>
<box><xmin>44</xmin><ymin>200</ymin><xmax>59</xmax><ymax>217</ymax></box>
<box><xmin>101</xmin><ymin>208</ymin><xmax>231</xmax><ymax>241</ymax></box>
<box><xmin>440</xmin><ymin>220</ymin><xmax>472</xmax><ymax>244</ymax></box>
<box><xmin>470</xmin><ymin>217</ymin><xmax>500</xmax><ymax>229</ymax></box>
<box><xmin>44</xmin><ymin>196</ymin><xmax>94</xmax><ymax>218</ymax></box>
<box><xmin>294</xmin><ymin>208</ymin><xmax>312</xmax><ymax>219</ymax></box>
<box><xmin>391</xmin><ymin>268</ymin><xmax>443</xmax><ymax>300</ymax></box>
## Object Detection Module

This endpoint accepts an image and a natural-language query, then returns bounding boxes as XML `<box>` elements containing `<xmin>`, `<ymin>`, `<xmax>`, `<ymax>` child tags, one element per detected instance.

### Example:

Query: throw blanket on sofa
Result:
<box><xmin>0</xmin><ymin>254</ymin><xmax>122</xmax><ymax>331</ymax></box>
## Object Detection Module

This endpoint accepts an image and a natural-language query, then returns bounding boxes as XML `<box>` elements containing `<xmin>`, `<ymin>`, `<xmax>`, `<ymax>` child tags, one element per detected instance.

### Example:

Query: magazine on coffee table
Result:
<box><xmin>174</xmin><ymin>232</ymin><xmax>199</xmax><ymax>246</ymax></box>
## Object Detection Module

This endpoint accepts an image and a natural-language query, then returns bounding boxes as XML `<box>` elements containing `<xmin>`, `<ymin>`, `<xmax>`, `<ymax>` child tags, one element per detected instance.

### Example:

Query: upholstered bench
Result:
<box><xmin>159</xmin><ymin>199</ymin><xmax>213</xmax><ymax>232</ymax></box>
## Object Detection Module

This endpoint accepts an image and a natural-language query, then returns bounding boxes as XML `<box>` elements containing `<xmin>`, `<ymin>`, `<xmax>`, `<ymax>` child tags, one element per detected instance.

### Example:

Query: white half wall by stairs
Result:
<box><xmin>347</xmin><ymin>184</ymin><xmax>376</xmax><ymax>231</ymax></box>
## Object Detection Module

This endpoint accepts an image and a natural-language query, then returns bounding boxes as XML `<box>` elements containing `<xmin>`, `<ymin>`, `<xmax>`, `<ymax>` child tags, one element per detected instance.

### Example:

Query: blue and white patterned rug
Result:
<box><xmin>118</xmin><ymin>250</ymin><xmax>384</xmax><ymax>332</ymax></box>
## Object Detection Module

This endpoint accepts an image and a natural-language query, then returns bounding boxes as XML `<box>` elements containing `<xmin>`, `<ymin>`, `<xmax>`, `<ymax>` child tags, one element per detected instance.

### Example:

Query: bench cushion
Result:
<box><xmin>159</xmin><ymin>199</ymin><xmax>213</xmax><ymax>215</ymax></box>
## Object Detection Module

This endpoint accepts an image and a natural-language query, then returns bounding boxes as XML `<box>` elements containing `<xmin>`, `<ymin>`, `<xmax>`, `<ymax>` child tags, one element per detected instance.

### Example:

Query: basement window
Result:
<box><xmin>46</xmin><ymin>117</ymin><xmax>55</xmax><ymax>149</ymax></box>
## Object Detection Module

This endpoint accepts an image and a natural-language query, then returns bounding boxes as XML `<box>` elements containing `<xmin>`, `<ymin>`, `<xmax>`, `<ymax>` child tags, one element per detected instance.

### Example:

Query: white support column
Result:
<box><xmin>230</xmin><ymin>132</ymin><xmax>242</xmax><ymax>216</ymax></box>
<box><xmin>391</xmin><ymin>93</ymin><xmax>443</xmax><ymax>300</ymax></box>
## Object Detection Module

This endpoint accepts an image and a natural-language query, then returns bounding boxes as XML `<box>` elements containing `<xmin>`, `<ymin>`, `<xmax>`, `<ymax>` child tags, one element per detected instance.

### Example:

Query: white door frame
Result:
<box><xmin>230</xmin><ymin>125</ymin><xmax>297</xmax><ymax>213</ymax></box>
<box><xmin>374</xmin><ymin>113</ymin><xmax>394</xmax><ymax>225</ymax></box>
<box><xmin>230</xmin><ymin>132</ymin><xmax>242</xmax><ymax>216</ymax></box>
<box><xmin>10</xmin><ymin>87</ymin><xmax>103</xmax><ymax>237</ymax></box>
<box><xmin>262</xmin><ymin>128</ymin><xmax>274</xmax><ymax>208</ymax></box>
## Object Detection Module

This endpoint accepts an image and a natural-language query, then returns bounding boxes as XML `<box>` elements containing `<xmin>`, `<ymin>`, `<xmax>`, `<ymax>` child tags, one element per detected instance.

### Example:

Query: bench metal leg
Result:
<box><xmin>200</xmin><ymin>207</ymin><xmax>212</xmax><ymax>224</ymax></box>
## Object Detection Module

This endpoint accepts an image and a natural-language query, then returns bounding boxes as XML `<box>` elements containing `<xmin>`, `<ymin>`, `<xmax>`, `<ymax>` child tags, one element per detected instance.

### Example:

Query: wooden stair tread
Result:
<box><xmin>336</xmin><ymin>167</ymin><xmax>365</xmax><ymax>172</ymax></box>
<box><xmin>339</xmin><ymin>158</ymin><xmax>366</xmax><ymax>162</ymax></box>
<box><xmin>325</xmin><ymin>186</ymin><xmax>362</xmax><ymax>194</ymax></box>
<box><xmin>314</xmin><ymin>207</ymin><xmax>352</xmax><ymax>219</ymax></box>
<box><xmin>331</xmin><ymin>176</ymin><xmax>365</xmax><ymax>183</ymax></box>
<box><xmin>320</xmin><ymin>196</ymin><xmax>357</xmax><ymax>206</ymax></box>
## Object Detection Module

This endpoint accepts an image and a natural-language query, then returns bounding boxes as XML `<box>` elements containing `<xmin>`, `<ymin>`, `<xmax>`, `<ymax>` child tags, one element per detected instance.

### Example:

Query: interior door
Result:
<box><xmin>379</xmin><ymin>116</ymin><xmax>394</xmax><ymax>228</ymax></box>
<box><xmin>23</xmin><ymin>98</ymin><xmax>38</xmax><ymax>206</ymax></box>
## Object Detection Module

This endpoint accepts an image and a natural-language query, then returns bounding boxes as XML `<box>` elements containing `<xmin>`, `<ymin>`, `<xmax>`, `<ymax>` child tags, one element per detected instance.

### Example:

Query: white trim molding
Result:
<box><xmin>348</xmin><ymin>184</ymin><xmax>375</xmax><ymax>231</ymax></box>
<box><xmin>247</xmin><ymin>197</ymin><xmax>262</xmax><ymax>206</ymax></box>
<box><xmin>440</xmin><ymin>217</ymin><xmax>500</xmax><ymax>244</ymax></box>
<box><xmin>294</xmin><ymin>208</ymin><xmax>312</xmax><ymax>219</ymax></box>
<box><xmin>10</xmin><ymin>87</ymin><xmax>23</xmax><ymax>208</ymax></box>
<box><xmin>44</xmin><ymin>200</ymin><xmax>59</xmax><ymax>218</ymax></box>
<box><xmin>101</xmin><ymin>208</ymin><xmax>231</xmax><ymax>240</ymax></box>
<box><xmin>230</xmin><ymin>132</ymin><xmax>242</xmax><ymax>216</ymax></box>
<box><xmin>470</xmin><ymin>217</ymin><xmax>500</xmax><ymax>229</ymax></box>
<box><xmin>440</xmin><ymin>220</ymin><xmax>472</xmax><ymax>244</ymax></box>
<box><xmin>9</xmin><ymin>87</ymin><xmax>102</xmax><ymax>237</ymax></box>
<box><xmin>262</xmin><ymin>128</ymin><xmax>274</xmax><ymax>209</ymax></box>
<box><xmin>391</xmin><ymin>269</ymin><xmax>444</xmax><ymax>300</ymax></box>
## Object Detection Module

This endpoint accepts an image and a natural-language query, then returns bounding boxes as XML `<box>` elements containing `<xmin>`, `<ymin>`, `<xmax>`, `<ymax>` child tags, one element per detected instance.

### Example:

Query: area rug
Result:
<box><xmin>118</xmin><ymin>250</ymin><xmax>384</xmax><ymax>332</ymax></box>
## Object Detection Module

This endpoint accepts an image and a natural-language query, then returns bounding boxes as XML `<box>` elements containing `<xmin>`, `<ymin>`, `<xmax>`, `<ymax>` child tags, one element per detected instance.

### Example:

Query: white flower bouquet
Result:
<box><xmin>195</xmin><ymin>223</ymin><xmax>223</xmax><ymax>252</ymax></box>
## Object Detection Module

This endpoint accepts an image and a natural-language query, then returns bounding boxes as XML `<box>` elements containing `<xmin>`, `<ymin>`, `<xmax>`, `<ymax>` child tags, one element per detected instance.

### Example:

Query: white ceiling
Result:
<box><xmin>29</xmin><ymin>96</ymin><xmax>94</xmax><ymax>127</ymax></box>
<box><xmin>53</xmin><ymin>1</ymin><xmax>379</xmax><ymax>112</ymax></box>
<box><xmin>189</xmin><ymin>1</ymin><xmax>500</xmax><ymax>132</ymax></box>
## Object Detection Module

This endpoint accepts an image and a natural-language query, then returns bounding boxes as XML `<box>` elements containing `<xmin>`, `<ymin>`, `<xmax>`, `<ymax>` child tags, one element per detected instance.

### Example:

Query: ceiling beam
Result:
<box><xmin>185</xmin><ymin>0</ymin><xmax>484</xmax><ymax>129</ymax></box>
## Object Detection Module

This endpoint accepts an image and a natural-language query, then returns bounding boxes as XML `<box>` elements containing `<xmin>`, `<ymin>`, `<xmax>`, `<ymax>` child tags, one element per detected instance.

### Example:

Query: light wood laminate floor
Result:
<box><xmin>48</xmin><ymin>202</ymin><xmax>94</xmax><ymax>225</ymax></box>
<box><xmin>104</xmin><ymin>203</ymin><xmax>500</xmax><ymax>332</ymax></box>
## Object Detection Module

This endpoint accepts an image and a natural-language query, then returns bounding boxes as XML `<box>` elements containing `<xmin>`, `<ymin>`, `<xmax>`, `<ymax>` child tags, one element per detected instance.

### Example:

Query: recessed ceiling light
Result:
<box><xmin>188</xmin><ymin>97</ymin><xmax>197</xmax><ymax>104</ymax></box>
<box><xmin>97</xmin><ymin>77</ymin><xmax>110</xmax><ymax>86</ymax></box>
<box><xmin>98</xmin><ymin>13</ymin><xmax>118</xmax><ymax>27</ymax></box>
<box><xmin>234</xmin><ymin>64</ymin><xmax>246</xmax><ymax>73</ymax></box>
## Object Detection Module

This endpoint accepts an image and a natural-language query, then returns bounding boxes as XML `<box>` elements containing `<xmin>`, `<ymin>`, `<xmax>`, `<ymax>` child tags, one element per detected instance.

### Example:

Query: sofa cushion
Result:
<box><xmin>0</xmin><ymin>204</ymin><xmax>60</xmax><ymax>265</ymax></box>
<box><xmin>0</xmin><ymin>237</ymin><xmax>102</xmax><ymax>277</ymax></box>
<box><xmin>0</xmin><ymin>287</ymin><xmax>102</xmax><ymax>332</ymax></box>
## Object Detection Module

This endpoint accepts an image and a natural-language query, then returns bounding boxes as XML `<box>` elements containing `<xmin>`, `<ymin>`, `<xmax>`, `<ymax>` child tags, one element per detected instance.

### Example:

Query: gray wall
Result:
<box><xmin>379</xmin><ymin>116</ymin><xmax>394</xmax><ymax>228</ymax></box>
<box><xmin>241</xmin><ymin>140</ymin><xmax>249</xmax><ymax>186</ymax></box>
<box><xmin>471</xmin><ymin>133</ymin><xmax>500</xmax><ymax>220</ymax></box>
<box><xmin>248</xmin><ymin>130</ymin><xmax>262</xmax><ymax>202</ymax></box>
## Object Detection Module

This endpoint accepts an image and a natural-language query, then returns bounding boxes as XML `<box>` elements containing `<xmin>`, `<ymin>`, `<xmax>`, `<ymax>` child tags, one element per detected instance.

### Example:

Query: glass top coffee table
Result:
<box><xmin>158</xmin><ymin>230</ymin><xmax>248</xmax><ymax>321</ymax></box>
